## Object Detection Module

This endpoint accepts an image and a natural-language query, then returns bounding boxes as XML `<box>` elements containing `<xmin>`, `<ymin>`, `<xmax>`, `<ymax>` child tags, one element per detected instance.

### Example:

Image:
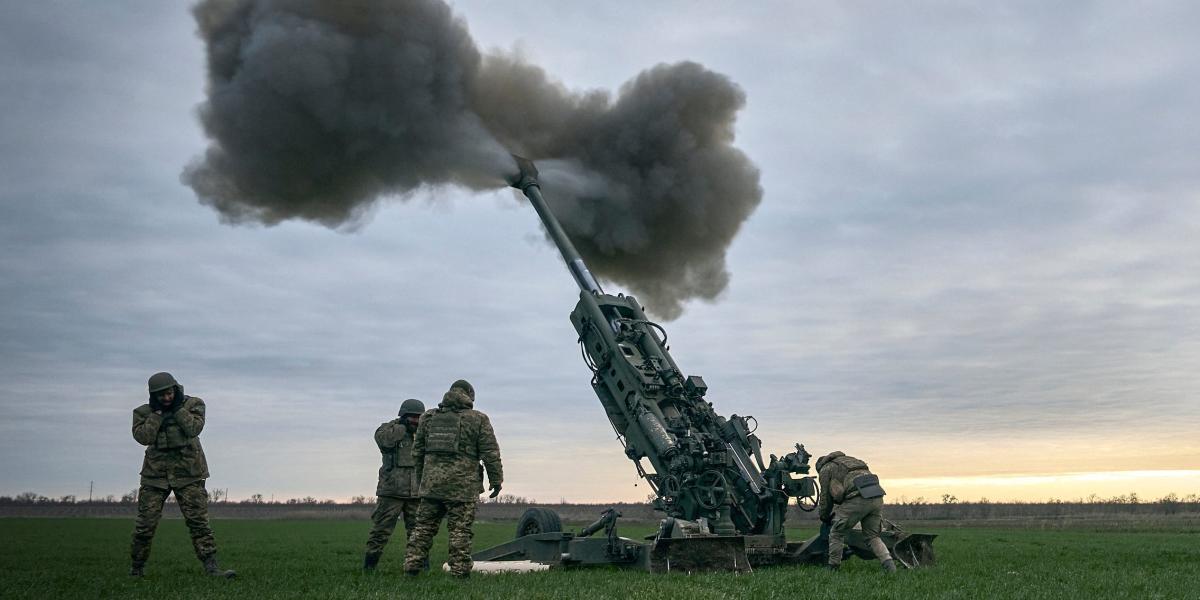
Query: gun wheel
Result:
<box><xmin>516</xmin><ymin>507</ymin><xmax>562</xmax><ymax>537</ymax></box>
<box><xmin>796</xmin><ymin>494</ymin><xmax>817</xmax><ymax>511</ymax></box>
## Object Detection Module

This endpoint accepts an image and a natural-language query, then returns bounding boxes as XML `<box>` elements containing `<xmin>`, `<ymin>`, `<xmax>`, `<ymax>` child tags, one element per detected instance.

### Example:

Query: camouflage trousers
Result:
<box><xmin>130</xmin><ymin>481</ymin><xmax>217</xmax><ymax>565</ymax></box>
<box><xmin>402</xmin><ymin>498</ymin><xmax>476</xmax><ymax>576</ymax></box>
<box><xmin>828</xmin><ymin>495</ymin><xmax>892</xmax><ymax>567</ymax></box>
<box><xmin>365</xmin><ymin>496</ymin><xmax>420</xmax><ymax>556</ymax></box>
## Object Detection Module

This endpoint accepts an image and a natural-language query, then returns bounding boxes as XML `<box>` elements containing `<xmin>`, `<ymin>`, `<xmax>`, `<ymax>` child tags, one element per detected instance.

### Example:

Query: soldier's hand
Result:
<box><xmin>489</xmin><ymin>485</ymin><xmax>502</xmax><ymax>498</ymax></box>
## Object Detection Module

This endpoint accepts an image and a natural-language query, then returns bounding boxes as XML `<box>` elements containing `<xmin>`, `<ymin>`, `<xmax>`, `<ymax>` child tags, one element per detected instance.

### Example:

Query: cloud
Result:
<box><xmin>1</xmin><ymin>1</ymin><xmax>1198</xmax><ymax>502</ymax></box>
<box><xmin>185</xmin><ymin>0</ymin><xmax>762</xmax><ymax>318</ymax></box>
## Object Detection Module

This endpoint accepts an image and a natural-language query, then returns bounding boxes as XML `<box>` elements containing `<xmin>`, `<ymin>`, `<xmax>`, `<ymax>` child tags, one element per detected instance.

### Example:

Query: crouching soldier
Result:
<box><xmin>363</xmin><ymin>398</ymin><xmax>425</xmax><ymax>571</ymax></box>
<box><xmin>403</xmin><ymin>380</ymin><xmax>503</xmax><ymax>578</ymax></box>
<box><xmin>815</xmin><ymin>451</ymin><xmax>896</xmax><ymax>573</ymax></box>
<box><xmin>129</xmin><ymin>372</ymin><xmax>235</xmax><ymax>578</ymax></box>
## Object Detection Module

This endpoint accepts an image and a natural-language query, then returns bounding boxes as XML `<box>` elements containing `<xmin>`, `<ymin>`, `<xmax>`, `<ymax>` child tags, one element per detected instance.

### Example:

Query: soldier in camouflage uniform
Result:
<box><xmin>402</xmin><ymin>380</ymin><xmax>503</xmax><ymax>578</ymax></box>
<box><xmin>363</xmin><ymin>398</ymin><xmax>425</xmax><ymax>572</ymax></box>
<box><xmin>129</xmin><ymin>372</ymin><xmax>235</xmax><ymax>578</ymax></box>
<box><xmin>815</xmin><ymin>451</ymin><xmax>896</xmax><ymax>573</ymax></box>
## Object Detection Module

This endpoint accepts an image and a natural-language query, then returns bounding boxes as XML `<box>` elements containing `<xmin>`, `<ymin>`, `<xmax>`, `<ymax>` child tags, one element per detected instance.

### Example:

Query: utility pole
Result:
<box><xmin>89</xmin><ymin>481</ymin><xmax>93</xmax><ymax>502</ymax></box>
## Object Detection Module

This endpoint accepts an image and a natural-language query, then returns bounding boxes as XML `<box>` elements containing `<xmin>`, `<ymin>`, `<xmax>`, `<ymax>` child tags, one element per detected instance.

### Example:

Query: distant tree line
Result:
<box><xmin>0</xmin><ymin>490</ymin><xmax>334</xmax><ymax>506</ymax></box>
<box><xmin>889</xmin><ymin>492</ymin><xmax>1200</xmax><ymax>506</ymax></box>
<box><xmin>2</xmin><ymin>490</ymin><xmax>1197</xmax><ymax>514</ymax></box>
<box><xmin>0</xmin><ymin>490</ymin><xmax>139</xmax><ymax>505</ymax></box>
<box><xmin>832</xmin><ymin>492</ymin><xmax>1200</xmax><ymax>522</ymax></box>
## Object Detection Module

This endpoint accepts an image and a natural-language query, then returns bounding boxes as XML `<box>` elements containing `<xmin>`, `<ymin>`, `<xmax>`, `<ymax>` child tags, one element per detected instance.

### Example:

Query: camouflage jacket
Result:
<box><xmin>816</xmin><ymin>451</ymin><xmax>873</xmax><ymax>521</ymax></box>
<box><xmin>412</xmin><ymin>388</ymin><xmax>503</xmax><ymax>502</ymax></box>
<box><xmin>132</xmin><ymin>396</ymin><xmax>210</xmax><ymax>490</ymax></box>
<box><xmin>375</xmin><ymin>418</ymin><xmax>420</xmax><ymax>499</ymax></box>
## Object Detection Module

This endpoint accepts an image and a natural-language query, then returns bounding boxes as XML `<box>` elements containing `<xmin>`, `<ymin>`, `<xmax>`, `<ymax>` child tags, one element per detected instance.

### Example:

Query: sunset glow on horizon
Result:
<box><xmin>886</xmin><ymin>469</ymin><xmax>1200</xmax><ymax>504</ymax></box>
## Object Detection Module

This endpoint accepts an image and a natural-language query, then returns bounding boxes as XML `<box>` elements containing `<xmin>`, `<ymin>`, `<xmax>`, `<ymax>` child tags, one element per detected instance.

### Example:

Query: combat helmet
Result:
<box><xmin>815</xmin><ymin>451</ymin><xmax>844</xmax><ymax>472</ymax></box>
<box><xmin>398</xmin><ymin>398</ymin><xmax>425</xmax><ymax>417</ymax></box>
<box><xmin>148</xmin><ymin>372</ymin><xmax>178</xmax><ymax>393</ymax></box>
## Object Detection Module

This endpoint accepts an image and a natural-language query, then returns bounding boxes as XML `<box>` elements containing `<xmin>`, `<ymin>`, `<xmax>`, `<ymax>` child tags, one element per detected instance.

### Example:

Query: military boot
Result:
<box><xmin>363</xmin><ymin>552</ymin><xmax>382</xmax><ymax>572</ymax></box>
<box><xmin>825</xmin><ymin>562</ymin><xmax>840</xmax><ymax>572</ymax></box>
<box><xmin>202</xmin><ymin>555</ymin><xmax>237</xmax><ymax>579</ymax></box>
<box><xmin>881</xmin><ymin>558</ymin><xmax>897</xmax><ymax>573</ymax></box>
<box><xmin>129</xmin><ymin>562</ymin><xmax>145</xmax><ymax>577</ymax></box>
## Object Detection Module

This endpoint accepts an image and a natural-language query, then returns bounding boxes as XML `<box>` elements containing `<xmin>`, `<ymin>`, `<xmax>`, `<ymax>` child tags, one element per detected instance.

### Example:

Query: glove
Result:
<box><xmin>819</xmin><ymin>520</ymin><xmax>832</xmax><ymax>540</ymax></box>
<box><xmin>488</xmin><ymin>485</ymin><xmax>502</xmax><ymax>499</ymax></box>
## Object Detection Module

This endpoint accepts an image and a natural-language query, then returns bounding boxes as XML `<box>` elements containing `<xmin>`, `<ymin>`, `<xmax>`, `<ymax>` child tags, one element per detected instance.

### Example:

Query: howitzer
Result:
<box><xmin>473</xmin><ymin>157</ymin><xmax>936</xmax><ymax>572</ymax></box>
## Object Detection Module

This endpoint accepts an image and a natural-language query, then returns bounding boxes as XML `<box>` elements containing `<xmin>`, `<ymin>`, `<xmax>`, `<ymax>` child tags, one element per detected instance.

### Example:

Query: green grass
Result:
<box><xmin>2</xmin><ymin>518</ymin><xmax>1198</xmax><ymax>599</ymax></box>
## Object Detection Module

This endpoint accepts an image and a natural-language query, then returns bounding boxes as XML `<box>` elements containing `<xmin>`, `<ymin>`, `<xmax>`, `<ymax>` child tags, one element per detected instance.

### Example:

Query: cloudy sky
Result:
<box><xmin>2</xmin><ymin>1</ymin><xmax>1197</xmax><ymax>504</ymax></box>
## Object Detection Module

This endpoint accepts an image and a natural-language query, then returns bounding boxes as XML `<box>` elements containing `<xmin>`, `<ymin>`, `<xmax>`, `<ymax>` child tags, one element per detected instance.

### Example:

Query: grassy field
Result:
<box><xmin>1</xmin><ymin>518</ymin><xmax>1198</xmax><ymax>599</ymax></box>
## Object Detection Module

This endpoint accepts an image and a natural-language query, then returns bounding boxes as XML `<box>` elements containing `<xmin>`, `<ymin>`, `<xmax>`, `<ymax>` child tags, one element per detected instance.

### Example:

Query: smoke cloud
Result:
<box><xmin>185</xmin><ymin>0</ymin><xmax>761</xmax><ymax>318</ymax></box>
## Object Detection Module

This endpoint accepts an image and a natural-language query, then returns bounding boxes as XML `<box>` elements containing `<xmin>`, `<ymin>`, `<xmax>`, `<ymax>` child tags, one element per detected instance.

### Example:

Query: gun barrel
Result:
<box><xmin>509</xmin><ymin>156</ymin><xmax>604</xmax><ymax>295</ymax></box>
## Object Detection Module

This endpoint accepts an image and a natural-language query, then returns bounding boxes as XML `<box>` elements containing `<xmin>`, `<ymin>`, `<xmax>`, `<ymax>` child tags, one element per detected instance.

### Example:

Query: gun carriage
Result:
<box><xmin>472</xmin><ymin>157</ymin><xmax>936</xmax><ymax>572</ymax></box>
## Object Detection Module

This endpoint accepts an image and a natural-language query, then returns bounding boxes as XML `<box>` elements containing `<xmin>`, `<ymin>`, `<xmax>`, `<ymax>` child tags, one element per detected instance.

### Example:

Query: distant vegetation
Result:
<box><xmin>3</xmin><ymin>490</ymin><xmax>1198</xmax><ymax>523</ymax></box>
<box><xmin>0</xmin><ymin>491</ymin><xmax>541</xmax><ymax>506</ymax></box>
<box><xmin>869</xmin><ymin>493</ymin><xmax>1200</xmax><ymax>522</ymax></box>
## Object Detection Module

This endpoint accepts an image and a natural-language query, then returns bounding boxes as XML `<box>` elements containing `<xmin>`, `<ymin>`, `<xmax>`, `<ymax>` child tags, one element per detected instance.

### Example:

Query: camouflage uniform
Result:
<box><xmin>816</xmin><ymin>451</ymin><xmax>894</xmax><ymax>570</ymax></box>
<box><xmin>129</xmin><ymin>372</ymin><xmax>231</xmax><ymax>577</ymax></box>
<box><xmin>403</xmin><ymin>381</ymin><xmax>503</xmax><ymax>577</ymax></box>
<box><xmin>363</xmin><ymin>400</ymin><xmax>423</xmax><ymax>569</ymax></box>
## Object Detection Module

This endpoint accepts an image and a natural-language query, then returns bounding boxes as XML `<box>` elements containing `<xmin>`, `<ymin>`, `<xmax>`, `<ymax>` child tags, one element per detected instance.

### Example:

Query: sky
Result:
<box><xmin>1</xmin><ymin>1</ymin><xmax>1198</xmax><ymax>504</ymax></box>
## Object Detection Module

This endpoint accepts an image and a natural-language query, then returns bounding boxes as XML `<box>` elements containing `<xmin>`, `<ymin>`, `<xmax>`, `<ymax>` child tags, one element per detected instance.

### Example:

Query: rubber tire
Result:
<box><xmin>516</xmin><ymin>507</ymin><xmax>562</xmax><ymax>537</ymax></box>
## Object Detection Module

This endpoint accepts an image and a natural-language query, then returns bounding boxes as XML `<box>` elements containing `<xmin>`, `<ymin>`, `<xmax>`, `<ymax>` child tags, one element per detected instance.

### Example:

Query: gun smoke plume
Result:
<box><xmin>185</xmin><ymin>0</ymin><xmax>762</xmax><ymax>318</ymax></box>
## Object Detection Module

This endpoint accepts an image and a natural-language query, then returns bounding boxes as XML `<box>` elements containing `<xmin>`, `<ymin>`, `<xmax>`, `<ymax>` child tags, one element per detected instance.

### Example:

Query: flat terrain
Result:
<box><xmin>2</xmin><ymin>518</ymin><xmax>1198</xmax><ymax>599</ymax></box>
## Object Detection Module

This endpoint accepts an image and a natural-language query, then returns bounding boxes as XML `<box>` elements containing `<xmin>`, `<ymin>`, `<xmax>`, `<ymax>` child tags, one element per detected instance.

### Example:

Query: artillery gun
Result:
<box><xmin>472</xmin><ymin>157</ymin><xmax>936</xmax><ymax>572</ymax></box>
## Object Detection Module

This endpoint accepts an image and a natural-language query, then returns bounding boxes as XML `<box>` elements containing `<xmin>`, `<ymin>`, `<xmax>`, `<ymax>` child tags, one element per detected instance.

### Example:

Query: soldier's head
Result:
<box><xmin>440</xmin><ymin>380</ymin><xmax>475</xmax><ymax>410</ymax></box>
<box><xmin>449</xmin><ymin>379</ymin><xmax>475</xmax><ymax>401</ymax></box>
<box><xmin>398</xmin><ymin>398</ymin><xmax>425</xmax><ymax>426</ymax></box>
<box><xmin>148</xmin><ymin>372</ymin><xmax>181</xmax><ymax>410</ymax></box>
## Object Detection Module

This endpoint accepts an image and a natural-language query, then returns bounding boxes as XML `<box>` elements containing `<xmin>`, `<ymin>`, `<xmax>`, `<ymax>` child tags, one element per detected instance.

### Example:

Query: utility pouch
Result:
<box><xmin>798</xmin><ymin>476</ymin><xmax>817</xmax><ymax>498</ymax></box>
<box><xmin>393</xmin><ymin>438</ymin><xmax>417</xmax><ymax>467</ymax></box>
<box><xmin>424</xmin><ymin>412</ymin><xmax>462</xmax><ymax>454</ymax></box>
<box><xmin>852</xmin><ymin>473</ymin><xmax>886</xmax><ymax>499</ymax></box>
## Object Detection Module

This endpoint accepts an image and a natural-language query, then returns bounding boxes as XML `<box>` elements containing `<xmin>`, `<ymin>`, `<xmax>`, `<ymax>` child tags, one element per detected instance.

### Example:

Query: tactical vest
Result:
<box><xmin>424</xmin><ymin>410</ymin><xmax>468</xmax><ymax>456</ymax></box>
<box><xmin>377</xmin><ymin>423</ymin><xmax>419</xmax><ymax>498</ymax></box>
<box><xmin>830</xmin><ymin>455</ymin><xmax>886</xmax><ymax>500</ymax></box>
<box><xmin>381</xmin><ymin>433</ymin><xmax>418</xmax><ymax>469</ymax></box>
<box><xmin>831</xmin><ymin>455</ymin><xmax>869</xmax><ymax>473</ymax></box>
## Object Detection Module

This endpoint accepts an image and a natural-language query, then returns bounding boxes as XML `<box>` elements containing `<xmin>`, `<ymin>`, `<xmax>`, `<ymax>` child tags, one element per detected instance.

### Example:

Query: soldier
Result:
<box><xmin>402</xmin><ymin>380</ymin><xmax>503</xmax><ymax>578</ymax></box>
<box><xmin>129</xmin><ymin>372</ymin><xmax>235</xmax><ymax>578</ymax></box>
<box><xmin>363</xmin><ymin>398</ymin><xmax>426</xmax><ymax>571</ymax></box>
<box><xmin>815</xmin><ymin>451</ymin><xmax>897</xmax><ymax>573</ymax></box>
